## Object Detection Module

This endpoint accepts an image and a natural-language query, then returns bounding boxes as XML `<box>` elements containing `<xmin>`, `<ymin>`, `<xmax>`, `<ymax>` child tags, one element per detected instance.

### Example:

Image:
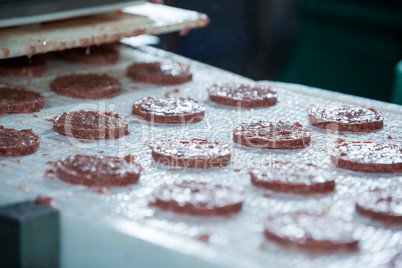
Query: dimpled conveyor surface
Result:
<box><xmin>1</xmin><ymin>45</ymin><xmax>402</xmax><ymax>268</ymax></box>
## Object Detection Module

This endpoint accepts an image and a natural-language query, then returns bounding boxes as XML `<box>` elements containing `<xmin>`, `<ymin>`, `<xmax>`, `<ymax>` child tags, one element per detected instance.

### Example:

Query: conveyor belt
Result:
<box><xmin>0</xmin><ymin>45</ymin><xmax>401</xmax><ymax>268</ymax></box>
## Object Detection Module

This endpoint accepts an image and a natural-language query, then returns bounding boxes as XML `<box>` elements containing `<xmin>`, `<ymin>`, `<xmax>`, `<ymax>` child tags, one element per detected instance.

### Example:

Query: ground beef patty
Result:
<box><xmin>0</xmin><ymin>85</ymin><xmax>45</xmax><ymax>114</ymax></box>
<box><xmin>54</xmin><ymin>154</ymin><xmax>141</xmax><ymax>186</ymax></box>
<box><xmin>152</xmin><ymin>180</ymin><xmax>244</xmax><ymax>215</ymax></box>
<box><xmin>57</xmin><ymin>44</ymin><xmax>119</xmax><ymax>64</ymax></box>
<box><xmin>132</xmin><ymin>96</ymin><xmax>205</xmax><ymax>123</ymax></box>
<box><xmin>307</xmin><ymin>105</ymin><xmax>383</xmax><ymax>132</ymax></box>
<box><xmin>48</xmin><ymin>110</ymin><xmax>129</xmax><ymax>140</ymax></box>
<box><xmin>264</xmin><ymin>211</ymin><xmax>358</xmax><ymax>251</ymax></box>
<box><xmin>149</xmin><ymin>138</ymin><xmax>231</xmax><ymax>168</ymax></box>
<box><xmin>207</xmin><ymin>82</ymin><xmax>277</xmax><ymax>107</ymax></box>
<box><xmin>127</xmin><ymin>61</ymin><xmax>192</xmax><ymax>85</ymax></box>
<box><xmin>391</xmin><ymin>252</ymin><xmax>402</xmax><ymax>268</ymax></box>
<box><xmin>355</xmin><ymin>190</ymin><xmax>402</xmax><ymax>225</ymax></box>
<box><xmin>330</xmin><ymin>142</ymin><xmax>402</xmax><ymax>173</ymax></box>
<box><xmin>233</xmin><ymin>121</ymin><xmax>311</xmax><ymax>149</ymax></box>
<box><xmin>249</xmin><ymin>162</ymin><xmax>335</xmax><ymax>194</ymax></box>
<box><xmin>0</xmin><ymin>126</ymin><xmax>40</xmax><ymax>156</ymax></box>
<box><xmin>50</xmin><ymin>73</ymin><xmax>121</xmax><ymax>99</ymax></box>
<box><xmin>0</xmin><ymin>56</ymin><xmax>46</xmax><ymax>77</ymax></box>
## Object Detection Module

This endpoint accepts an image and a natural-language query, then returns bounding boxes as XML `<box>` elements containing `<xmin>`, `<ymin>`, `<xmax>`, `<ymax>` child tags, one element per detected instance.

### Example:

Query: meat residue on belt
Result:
<box><xmin>35</xmin><ymin>195</ymin><xmax>57</xmax><ymax>207</ymax></box>
<box><xmin>198</xmin><ymin>14</ymin><xmax>210</xmax><ymax>25</ymax></box>
<box><xmin>318</xmin><ymin>147</ymin><xmax>328</xmax><ymax>153</ymax></box>
<box><xmin>42</xmin><ymin>153</ymin><xmax>50</xmax><ymax>156</ymax></box>
<box><xmin>147</xmin><ymin>0</ymin><xmax>164</xmax><ymax>4</ymax></box>
<box><xmin>17</xmin><ymin>185</ymin><xmax>28</xmax><ymax>191</ymax></box>
<box><xmin>388</xmin><ymin>135</ymin><xmax>393</xmax><ymax>139</ymax></box>
<box><xmin>27</xmin><ymin>70</ymin><xmax>33</xmax><ymax>84</ymax></box>
<box><xmin>2</xmin><ymin>48</ymin><xmax>10</xmax><ymax>58</ymax></box>
<box><xmin>27</xmin><ymin>45</ymin><xmax>36</xmax><ymax>59</ymax></box>
<box><xmin>33</xmin><ymin>114</ymin><xmax>39</xmax><ymax>118</ymax></box>
<box><xmin>334</xmin><ymin>138</ymin><xmax>346</xmax><ymax>144</ymax></box>
<box><xmin>196</xmin><ymin>234</ymin><xmax>210</xmax><ymax>243</ymax></box>
<box><xmin>44</xmin><ymin>169</ymin><xmax>55</xmax><ymax>179</ymax></box>
<box><xmin>148</xmin><ymin>201</ymin><xmax>157</xmax><ymax>208</ymax></box>
<box><xmin>179</xmin><ymin>27</ymin><xmax>191</xmax><ymax>36</ymax></box>
<box><xmin>94</xmin><ymin>187</ymin><xmax>109</xmax><ymax>194</ymax></box>
<box><xmin>164</xmin><ymin>88</ymin><xmax>180</xmax><ymax>98</ymax></box>
<box><xmin>10</xmin><ymin>159</ymin><xmax>22</xmax><ymax>163</ymax></box>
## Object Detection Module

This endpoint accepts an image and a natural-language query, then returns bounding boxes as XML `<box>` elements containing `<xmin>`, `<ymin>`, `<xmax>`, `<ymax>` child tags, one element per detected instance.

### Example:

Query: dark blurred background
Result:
<box><xmin>154</xmin><ymin>0</ymin><xmax>402</xmax><ymax>104</ymax></box>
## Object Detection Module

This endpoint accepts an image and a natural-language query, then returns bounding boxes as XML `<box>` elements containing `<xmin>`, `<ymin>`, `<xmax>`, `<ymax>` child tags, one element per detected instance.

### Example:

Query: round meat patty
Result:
<box><xmin>127</xmin><ymin>61</ymin><xmax>192</xmax><ymax>85</ymax></box>
<box><xmin>0</xmin><ymin>56</ymin><xmax>46</xmax><ymax>77</ymax></box>
<box><xmin>132</xmin><ymin>96</ymin><xmax>205</xmax><ymax>123</ymax></box>
<box><xmin>50</xmin><ymin>73</ymin><xmax>121</xmax><ymax>99</ymax></box>
<box><xmin>57</xmin><ymin>44</ymin><xmax>119</xmax><ymax>64</ymax></box>
<box><xmin>264</xmin><ymin>211</ymin><xmax>359</xmax><ymax>251</ymax></box>
<box><xmin>54</xmin><ymin>154</ymin><xmax>141</xmax><ymax>186</ymax></box>
<box><xmin>233</xmin><ymin>121</ymin><xmax>311</xmax><ymax>149</ymax></box>
<box><xmin>48</xmin><ymin>110</ymin><xmax>129</xmax><ymax>140</ymax></box>
<box><xmin>207</xmin><ymin>82</ymin><xmax>277</xmax><ymax>107</ymax></box>
<box><xmin>0</xmin><ymin>126</ymin><xmax>40</xmax><ymax>156</ymax></box>
<box><xmin>330</xmin><ymin>142</ymin><xmax>402</xmax><ymax>173</ymax></box>
<box><xmin>355</xmin><ymin>190</ymin><xmax>402</xmax><ymax>225</ymax></box>
<box><xmin>391</xmin><ymin>252</ymin><xmax>402</xmax><ymax>268</ymax></box>
<box><xmin>152</xmin><ymin>180</ymin><xmax>244</xmax><ymax>215</ymax></box>
<box><xmin>307</xmin><ymin>105</ymin><xmax>383</xmax><ymax>132</ymax></box>
<box><xmin>249</xmin><ymin>162</ymin><xmax>335</xmax><ymax>194</ymax></box>
<box><xmin>149</xmin><ymin>138</ymin><xmax>231</xmax><ymax>168</ymax></box>
<box><xmin>0</xmin><ymin>85</ymin><xmax>45</xmax><ymax>114</ymax></box>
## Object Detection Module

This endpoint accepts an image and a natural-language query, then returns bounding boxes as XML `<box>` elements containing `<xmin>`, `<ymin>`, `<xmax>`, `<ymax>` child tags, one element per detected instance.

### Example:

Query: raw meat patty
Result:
<box><xmin>50</xmin><ymin>73</ymin><xmax>121</xmax><ymax>99</ymax></box>
<box><xmin>0</xmin><ymin>126</ymin><xmax>40</xmax><ymax>156</ymax></box>
<box><xmin>355</xmin><ymin>190</ymin><xmax>402</xmax><ymax>225</ymax></box>
<box><xmin>127</xmin><ymin>61</ymin><xmax>192</xmax><ymax>85</ymax></box>
<box><xmin>149</xmin><ymin>138</ymin><xmax>231</xmax><ymax>168</ymax></box>
<box><xmin>330</xmin><ymin>142</ymin><xmax>402</xmax><ymax>173</ymax></box>
<box><xmin>0</xmin><ymin>56</ymin><xmax>46</xmax><ymax>77</ymax></box>
<box><xmin>0</xmin><ymin>85</ymin><xmax>45</xmax><ymax>114</ymax></box>
<box><xmin>233</xmin><ymin>121</ymin><xmax>311</xmax><ymax>149</ymax></box>
<box><xmin>264</xmin><ymin>211</ymin><xmax>358</xmax><ymax>251</ymax></box>
<box><xmin>391</xmin><ymin>252</ymin><xmax>402</xmax><ymax>268</ymax></box>
<box><xmin>208</xmin><ymin>82</ymin><xmax>277</xmax><ymax>107</ymax></box>
<box><xmin>132</xmin><ymin>96</ymin><xmax>205</xmax><ymax>123</ymax></box>
<box><xmin>48</xmin><ymin>110</ymin><xmax>129</xmax><ymax>140</ymax></box>
<box><xmin>152</xmin><ymin>180</ymin><xmax>244</xmax><ymax>215</ymax></box>
<box><xmin>249</xmin><ymin>162</ymin><xmax>335</xmax><ymax>193</ymax></box>
<box><xmin>57</xmin><ymin>44</ymin><xmax>119</xmax><ymax>64</ymax></box>
<box><xmin>54</xmin><ymin>154</ymin><xmax>141</xmax><ymax>186</ymax></box>
<box><xmin>307</xmin><ymin>105</ymin><xmax>383</xmax><ymax>132</ymax></box>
